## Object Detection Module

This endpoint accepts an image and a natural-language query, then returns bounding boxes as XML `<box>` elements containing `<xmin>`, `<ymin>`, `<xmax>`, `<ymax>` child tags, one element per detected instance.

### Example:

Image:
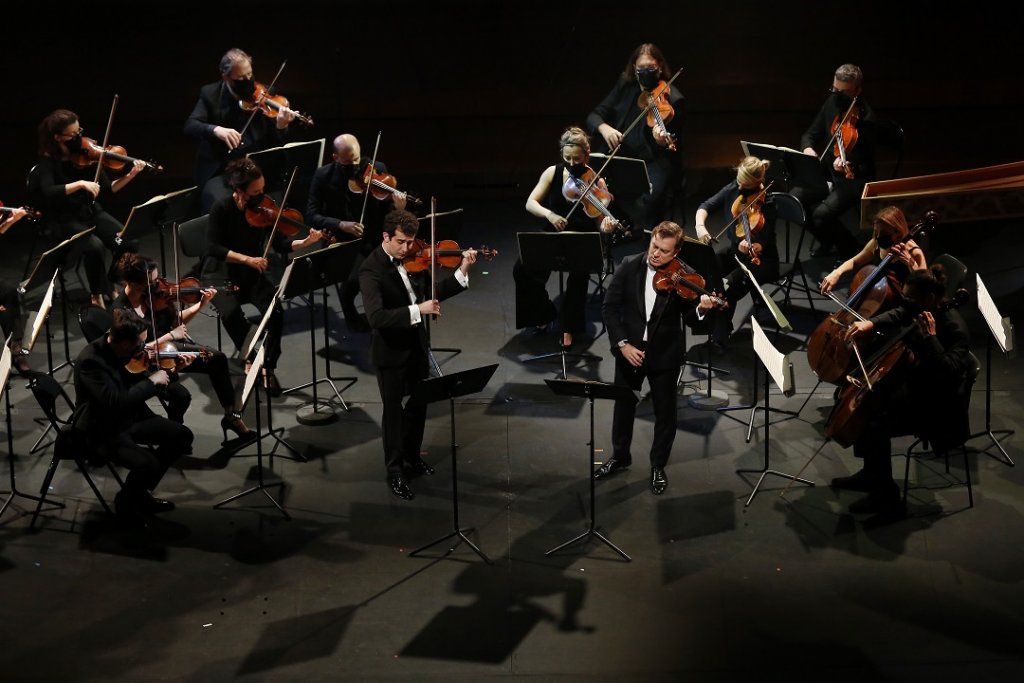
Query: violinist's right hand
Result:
<box><xmin>695</xmin><ymin>225</ymin><xmax>712</xmax><ymax>244</ymax></box>
<box><xmin>802</xmin><ymin>147</ymin><xmax>817</xmax><ymax>157</ymax></box>
<box><xmin>339</xmin><ymin>220</ymin><xmax>364</xmax><ymax>238</ymax></box>
<box><xmin>546</xmin><ymin>211</ymin><xmax>568</xmax><ymax>231</ymax></box>
<box><xmin>245</xmin><ymin>255</ymin><xmax>269</xmax><ymax>273</ymax></box>
<box><xmin>214</xmin><ymin>126</ymin><xmax>243</xmax><ymax>151</ymax></box>
<box><xmin>68</xmin><ymin>180</ymin><xmax>100</xmax><ymax>199</ymax></box>
<box><xmin>148</xmin><ymin>369</ymin><xmax>171</xmax><ymax>386</ymax></box>
<box><xmin>598</xmin><ymin>123</ymin><xmax>623</xmax><ymax>151</ymax></box>
<box><xmin>418</xmin><ymin>299</ymin><xmax>440</xmax><ymax>317</ymax></box>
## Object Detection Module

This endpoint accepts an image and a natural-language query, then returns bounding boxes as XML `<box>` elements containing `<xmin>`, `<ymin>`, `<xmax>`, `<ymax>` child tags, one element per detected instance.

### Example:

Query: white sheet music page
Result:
<box><xmin>975</xmin><ymin>273</ymin><xmax>1014</xmax><ymax>353</ymax></box>
<box><xmin>751</xmin><ymin>317</ymin><xmax>795</xmax><ymax>397</ymax></box>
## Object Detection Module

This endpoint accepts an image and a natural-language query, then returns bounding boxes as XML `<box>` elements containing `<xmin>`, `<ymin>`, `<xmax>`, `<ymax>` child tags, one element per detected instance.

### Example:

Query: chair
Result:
<box><xmin>22</xmin><ymin>165</ymin><xmax>88</xmax><ymax>291</ymax></box>
<box><xmin>177</xmin><ymin>213</ymin><xmax>211</xmax><ymax>279</ymax></box>
<box><xmin>27</xmin><ymin>373</ymin><xmax>122</xmax><ymax>529</ymax></box>
<box><xmin>78</xmin><ymin>303</ymin><xmax>113</xmax><ymax>343</ymax></box>
<box><xmin>932</xmin><ymin>253</ymin><xmax>968</xmax><ymax>300</ymax></box>
<box><xmin>766</xmin><ymin>191</ymin><xmax>818</xmax><ymax>315</ymax></box>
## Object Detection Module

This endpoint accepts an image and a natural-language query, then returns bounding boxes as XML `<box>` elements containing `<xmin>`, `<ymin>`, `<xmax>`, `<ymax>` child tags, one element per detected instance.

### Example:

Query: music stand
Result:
<box><xmin>585</xmin><ymin>153</ymin><xmax>651</xmax><ymax>283</ymax></box>
<box><xmin>543</xmin><ymin>378</ymin><xmax>636</xmax><ymax>561</ymax></box>
<box><xmin>19</xmin><ymin>227</ymin><xmax>96</xmax><ymax>373</ymax></box>
<box><xmin>517</xmin><ymin>231</ymin><xmax>605</xmax><ymax>378</ymax></box>
<box><xmin>735</xmin><ymin>317</ymin><xmax>813</xmax><ymax>506</ymax></box>
<box><xmin>677</xmin><ymin>237</ymin><xmax>732</xmax><ymax>409</ymax></box>
<box><xmin>0</xmin><ymin>337</ymin><xmax>48</xmax><ymax>521</ymax></box>
<box><xmin>279</xmin><ymin>243</ymin><xmax>359</xmax><ymax>425</ymax></box>
<box><xmin>407</xmin><ymin>363</ymin><xmax>499</xmax><ymax>563</ymax></box>
<box><xmin>214</xmin><ymin>337</ymin><xmax>290</xmax><ymax>519</ymax></box>
<box><xmin>968</xmin><ymin>273</ymin><xmax>1015</xmax><ymax>466</ymax></box>
<box><xmin>116</xmin><ymin>186</ymin><xmax>196</xmax><ymax>273</ymax></box>
<box><xmin>248</xmin><ymin>139</ymin><xmax>326</xmax><ymax>210</ymax></box>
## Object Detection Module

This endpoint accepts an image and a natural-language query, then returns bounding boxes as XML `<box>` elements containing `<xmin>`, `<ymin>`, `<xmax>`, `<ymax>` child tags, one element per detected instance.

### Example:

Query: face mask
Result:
<box><xmin>876</xmin><ymin>232</ymin><xmax>894</xmax><ymax>249</ymax></box>
<box><xmin>568</xmin><ymin>162</ymin><xmax>587</xmax><ymax>177</ymax></box>
<box><xmin>63</xmin><ymin>133</ymin><xmax>83</xmax><ymax>152</ymax></box>
<box><xmin>245</xmin><ymin>192</ymin><xmax>265</xmax><ymax>209</ymax></box>
<box><xmin>636</xmin><ymin>66</ymin><xmax>661</xmax><ymax>91</ymax></box>
<box><xmin>832</xmin><ymin>89</ymin><xmax>852</xmax><ymax>109</ymax></box>
<box><xmin>231</xmin><ymin>77</ymin><xmax>256</xmax><ymax>100</ymax></box>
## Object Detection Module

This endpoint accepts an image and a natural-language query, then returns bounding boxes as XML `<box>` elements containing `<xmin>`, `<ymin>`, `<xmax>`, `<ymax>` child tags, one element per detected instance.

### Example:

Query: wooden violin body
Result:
<box><xmin>652</xmin><ymin>258</ymin><xmax>727</xmax><ymax>308</ymax></box>
<box><xmin>124</xmin><ymin>342</ymin><xmax>212</xmax><ymax>374</ymax></box>
<box><xmin>348</xmin><ymin>164</ymin><xmax>421</xmax><ymax>205</ymax></box>
<box><xmin>239</xmin><ymin>82</ymin><xmax>314</xmax><ymax>126</ymax></box>
<box><xmin>637</xmin><ymin>81</ymin><xmax>678</xmax><ymax>151</ymax></box>
<box><xmin>244</xmin><ymin>195</ymin><xmax>306</xmax><ymax>237</ymax></box>
<box><xmin>71</xmin><ymin>136</ymin><xmax>163</xmax><ymax>174</ymax></box>
<box><xmin>402</xmin><ymin>239</ymin><xmax>498</xmax><ymax>273</ymax></box>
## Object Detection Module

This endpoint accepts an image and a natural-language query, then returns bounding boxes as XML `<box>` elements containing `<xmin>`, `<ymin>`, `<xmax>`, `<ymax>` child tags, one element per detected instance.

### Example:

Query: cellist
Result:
<box><xmin>830</xmin><ymin>265</ymin><xmax>972</xmax><ymax>516</ymax></box>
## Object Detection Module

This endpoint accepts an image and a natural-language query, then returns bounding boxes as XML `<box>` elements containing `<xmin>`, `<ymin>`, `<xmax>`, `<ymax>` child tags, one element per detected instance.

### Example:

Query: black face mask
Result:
<box><xmin>244</xmin><ymin>192</ymin><xmax>265</xmax><ymax>209</ymax></box>
<box><xmin>636</xmin><ymin>66</ymin><xmax>661</xmax><ymax>91</ymax></box>
<box><xmin>568</xmin><ymin>162</ymin><xmax>587</xmax><ymax>178</ymax></box>
<box><xmin>231</xmin><ymin>77</ymin><xmax>256</xmax><ymax>100</ymax></box>
<box><xmin>876</xmin><ymin>232</ymin><xmax>894</xmax><ymax>249</ymax></box>
<box><xmin>63</xmin><ymin>133</ymin><xmax>83</xmax><ymax>152</ymax></box>
<box><xmin>831</xmin><ymin>89</ymin><xmax>852</xmax><ymax>109</ymax></box>
<box><xmin>339</xmin><ymin>163</ymin><xmax>360</xmax><ymax>178</ymax></box>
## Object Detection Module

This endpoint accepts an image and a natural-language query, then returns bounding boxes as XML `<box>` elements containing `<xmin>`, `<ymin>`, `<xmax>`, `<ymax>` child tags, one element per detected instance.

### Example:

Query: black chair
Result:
<box><xmin>22</xmin><ymin>164</ymin><xmax>88</xmax><ymax>290</ymax></box>
<box><xmin>177</xmin><ymin>213</ymin><xmax>211</xmax><ymax>279</ymax></box>
<box><xmin>766</xmin><ymin>191</ymin><xmax>818</xmax><ymax>315</ymax></box>
<box><xmin>78</xmin><ymin>303</ymin><xmax>113</xmax><ymax>343</ymax></box>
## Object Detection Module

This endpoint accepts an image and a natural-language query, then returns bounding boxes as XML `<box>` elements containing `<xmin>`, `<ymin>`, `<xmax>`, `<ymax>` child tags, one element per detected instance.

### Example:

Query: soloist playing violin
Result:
<box><xmin>694</xmin><ymin>156</ymin><xmax>777</xmax><ymax>351</ymax></box>
<box><xmin>518</xmin><ymin>126</ymin><xmax>617</xmax><ymax>348</ymax></box>
<box><xmin>27</xmin><ymin>109</ymin><xmax>148</xmax><ymax>307</ymax></box>
<box><xmin>830</xmin><ymin>265</ymin><xmax>972</xmax><ymax>517</ymax></box>
<box><xmin>306</xmin><ymin>133</ymin><xmax>409</xmax><ymax>333</ymax></box>
<box><xmin>597</xmin><ymin>221</ymin><xmax>721</xmax><ymax>495</ymax></box>
<box><xmin>113</xmin><ymin>252</ymin><xmax>253</xmax><ymax>443</ymax></box>
<box><xmin>207</xmin><ymin>158</ymin><xmax>324</xmax><ymax>395</ymax></box>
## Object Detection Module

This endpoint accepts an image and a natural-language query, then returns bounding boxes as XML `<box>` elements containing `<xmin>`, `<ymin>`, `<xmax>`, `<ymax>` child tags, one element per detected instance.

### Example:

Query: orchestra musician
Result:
<box><xmin>694</xmin><ymin>156</ymin><xmax>778</xmax><ymax>351</ymax></box>
<box><xmin>794</xmin><ymin>63</ymin><xmax>879</xmax><ymax>261</ymax></box>
<box><xmin>184</xmin><ymin>48</ymin><xmax>295</xmax><ymax>215</ymax></box>
<box><xmin>306</xmin><ymin>133</ymin><xmax>408</xmax><ymax>333</ymax></box>
<box><xmin>358</xmin><ymin>209</ymin><xmax>477</xmax><ymax>501</ymax></box>
<box><xmin>27</xmin><ymin>109</ymin><xmax>147</xmax><ymax>308</ymax></box>
<box><xmin>833</xmin><ymin>265</ymin><xmax>972</xmax><ymax>516</ymax></box>
<box><xmin>72</xmin><ymin>308</ymin><xmax>194</xmax><ymax>527</ymax></box>
<box><xmin>518</xmin><ymin>126</ymin><xmax>617</xmax><ymax>349</ymax></box>
<box><xmin>0</xmin><ymin>207</ymin><xmax>33</xmax><ymax>375</ymax></box>
<box><xmin>206</xmin><ymin>157</ymin><xmax>324</xmax><ymax>396</ymax></box>
<box><xmin>586</xmin><ymin>42</ymin><xmax>685</xmax><ymax>231</ymax></box>
<box><xmin>113</xmin><ymin>252</ymin><xmax>253</xmax><ymax>442</ymax></box>
<box><xmin>597</xmin><ymin>221</ymin><xmax>719</xmax><ymax>495</ymax></box>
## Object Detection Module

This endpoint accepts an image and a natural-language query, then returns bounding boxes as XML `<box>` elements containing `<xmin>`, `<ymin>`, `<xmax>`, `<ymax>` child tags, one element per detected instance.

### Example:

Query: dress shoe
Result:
<box><xmin>144</xmin><ymin>494</ymin><xmax>176</xmax><ymax>514</ymax></box>
<box><xmin>346</xmin><ymin>313</ymin><xmax>370</xmax><ymax>333</ymax></box>
<box><xmin>830</xmin><ymin>468</ymin><xmax>875</xmax><ymax>492</ymax></box>
<box><xmin>405</xmin><ymin>456</ymin><xmax>435</xmax><ymax>477</ymax></box>
<box><xmin>594</xmin><ymin>457</ymin><xmax>631</xmax><ymax>480</ymax></box>
<box><xmin>650</xmin><ymin>467</ymin><xmax>668</xmax><ymax>495</ymax></box>
<box><xmin>388</xmin><ymin>474</ymin><xmax>415</xmax><ymax>501</ymax></box>
<box><xmin>221</xmin><ymin>412</ymin><xmax>255</xmax><ymax>445</ymax></box>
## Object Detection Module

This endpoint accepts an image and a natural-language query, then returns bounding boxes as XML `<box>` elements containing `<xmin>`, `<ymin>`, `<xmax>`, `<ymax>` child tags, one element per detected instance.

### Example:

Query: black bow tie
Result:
<box><xmin>392</xmin><ymin>257</ymin><xmax>403</xmax><ymax>267</ymax></box>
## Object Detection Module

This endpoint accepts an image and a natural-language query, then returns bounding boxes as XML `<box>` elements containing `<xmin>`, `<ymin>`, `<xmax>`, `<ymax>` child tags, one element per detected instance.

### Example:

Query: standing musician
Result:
<box><xmin>113</xmin><ymin>252</ymin><xmax>253</xmax><ymax>443</ymax></box>
<box><xmin>306</xmin><ymin>133</ymin><xmax>408</xmax><ymax>333</ymax></box>
<box><xmin>206</xmin><ymin>157</ymin><xmax>324</xmax><ymax>396</ymax></box>
<box><xmin>1</xmin><ymin>206</ymin><xmax>33</xmax><ymax>375</ymax></box>
<box><xmin>184</xmin><ymin>48</ymin><xmax>295</xmax><ymax>215</ymax></box>
<box><xmin>832</xmin><ymin>265</ymin><xmax>972</xmax><ymax>516</ymax></box>
<box><xmin>794</xmin><ymin>63</ymin><xmax>879</xmax><ymax>261</ymax></box>
<box><xmin>597</xmin><ymin>221</ymin><xmax>720</xmax><ymax>495</ymax></box>
<box><xmin>72</xmin><ymin>308</ymin><xmax>194</xmax><ymax>526</ymax></box>
<box><xmin>695</xmin><ymin>156</ymin><xmax>778</xmax><ymax>351</ymax></box>
<box><xmin>518</xmin><ymin>126</ymin><xmax>617</xmax><ymax>349</ymax></box>
<box><xmin>27</xmin><ymin>109</ymin><xmax>147</xmax><ymax>307</ymax></box>
<box><xmin>586</xmin><ymin>42</ymin><xmax>685</xmax><ymax>231</ymax></box>
<box><xmin>358</xmin><ymin>209</ymin><xmax>477</xmax><ymax>501</ymax></box>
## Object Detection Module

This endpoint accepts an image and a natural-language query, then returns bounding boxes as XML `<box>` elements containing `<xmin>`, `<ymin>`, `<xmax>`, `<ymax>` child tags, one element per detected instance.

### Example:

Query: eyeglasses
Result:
<box><xmin>60</xmin><ymin>127</ymin><xmax>83</xmax><ymax>139</ymax></box>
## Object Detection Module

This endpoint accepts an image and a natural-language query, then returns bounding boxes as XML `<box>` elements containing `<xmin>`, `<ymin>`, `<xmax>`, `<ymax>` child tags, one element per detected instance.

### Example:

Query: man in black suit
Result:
<box><xmin>359</xmin><ymin>209</ymin><xmax>478</xmax><ymax>500</ymax></box>
<box><xmin>72</xmin><ymin>309</ymin><xmax>194</xmax><ymax>524</ymax></box>
<box><xmin>597</xmin><ymin>221</ymin><xmax>718</xmax><ymax>495</ymax></box>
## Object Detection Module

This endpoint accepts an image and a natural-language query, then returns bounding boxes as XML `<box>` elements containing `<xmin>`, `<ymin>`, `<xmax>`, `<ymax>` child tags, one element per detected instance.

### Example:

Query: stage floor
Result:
<box><xmin>2</xmin><ymin>199</ymin><xmax>1023</xmax><ymax>681</ymax></box>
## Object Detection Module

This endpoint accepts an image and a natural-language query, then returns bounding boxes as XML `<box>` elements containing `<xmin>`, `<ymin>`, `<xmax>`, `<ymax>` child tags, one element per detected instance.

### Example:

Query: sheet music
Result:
<box><xmin>976</xmin><ymin>273</ymin><xmax>1014</xmax><ymax>354</ymax></box>
<box><xmin>243</xmin><ymin>261</ymin><xmax>293</xmax><ymax>361</ymax></box>
<box><xmin>0</xmin><ymin>335</ymin><xmax>12</xmax><ymax>401</ymax></box>
<box><xmin>240</xmin><ymin>340</ymin><xmax>266</xmax><ymax>409</ymax></box>
<box><xmin>741</xmin><ymin>140</ymin><xmax>804</xmax><ymax>157</ymax></box>
<box><xmin>751</xmin><ymin>317</ymin><xmax>795</xmax><ymax>397</ymax></box>
<box><xmin>27</xmin><ymin>272</ymin><xmax>58</xmax><ymax>352</ymax></box>
<box><xmin>733</xmin><ymin>255</ymin><xmax>792</xmax><ymax>333</ymax></box>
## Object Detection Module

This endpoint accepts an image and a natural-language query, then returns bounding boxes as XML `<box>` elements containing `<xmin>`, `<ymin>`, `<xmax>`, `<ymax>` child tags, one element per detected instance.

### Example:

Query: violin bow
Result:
<box><xmin>564</xmin><ymin>67</ymin><xmax>684</xmax><ymax>222</ymax></box>
<box><xmin>710</xmin><ymin>180</ymin><xmax>774</xmax><ymax>243</ymax></box>
<box><xmin>238</xmin><ymin>59</ymin><xmax>288</xmax><ymax>142</ymax></box>
<box><xmin>430</xmin><ymin>196</ymin><xmax>438</xmax><ymax>311</ymax></box>
<box><xmin>262</xmin><ymin>166</ymin><xmax>299</xmax><ymax>260</ymax></box>
<box><xmin>358</xmin><ymin>131</ymin><xmax>383</xmax><ymax>228</ymax></box>
<box><xmin>94</xmin><ymin>94</ymin><xmax>120</xmax><ymax>185</ymax></box>
<box><xmin>818</xmin><ymin>96</ymin><xmax>859</xmax><ymax>164</ymax></box>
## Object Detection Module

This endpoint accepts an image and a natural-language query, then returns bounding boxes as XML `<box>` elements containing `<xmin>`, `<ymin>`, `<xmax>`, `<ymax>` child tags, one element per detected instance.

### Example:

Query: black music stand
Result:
<box><xmin>279</xmin><ymin>244</ymin><xmax>359</xmax><ymax>426</ymax></box>
<box><xmin>248</xmin><ymin>139</ymin><xmax>325</xmax><ymax>210</ymax></box>
<box><xmin>214</xmin><ymin>337</ymin><xmax>290</xmax><ymax>519</ymax></box>
<box><xmin>407</xmin><ymin>363</ymin><xmax>499</xmax><ymax>564</ymax></box>
<box><xmin>19</xmin><ymin>227</ymin><xmax>96</xmax><ymax>374</ymax></box>
<box><xmin>518</xmin><ymin>231</ymin><xmax>605</xmax><ymax>379</ymax></box>
<box><xmin>0</xmin><ymin>338</ymin><xmax>49</xmax><ymax>521</ymax></box>
<box><xmin>544</xmin><ymin>378</ymin><xmax>636</xmax><ymax>561</ymax></box>
<box><xmin>116</xmin><ymin>187</ymin><xmax>196</xmax><ymax>273</ymax></box>
<box><xmin>676</xmin><ymin>237</ymin><xmax>732</xmax><ymax>408</ymax></box>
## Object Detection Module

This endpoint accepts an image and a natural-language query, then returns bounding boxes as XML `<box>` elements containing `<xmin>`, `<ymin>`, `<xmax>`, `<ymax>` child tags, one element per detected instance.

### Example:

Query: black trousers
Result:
<box><xmin>103</xmin><ymin>414</ymin><xmax>193</xmax><ymax>494</ymax></box>
<box><xmin>513</xmin><ymin>260</ymin><xmax>589</xmax><ymax>334</ymax></box>
<box><xmin>710</xmin><ymin>249</ymin><xmax>780</xmax><ymax>342</ymax></box>
<box><xmin>611</xmin><ymin>356</ymin><xmax>679</xmax><ymax>469</ymax></box>
<box><xmin>214</xmin><ymin>274</ymin><xmax>283</xmax><ymax>369</ymax></box>
<box><xmin>375</xmin><ymin>351</ymin><xmax>429</xmax><ymax>477</ymax></box>
<box><xmin>792</xmin><ymin>177</ymin><xmax>865</xmax><ymax>259</ymax></box>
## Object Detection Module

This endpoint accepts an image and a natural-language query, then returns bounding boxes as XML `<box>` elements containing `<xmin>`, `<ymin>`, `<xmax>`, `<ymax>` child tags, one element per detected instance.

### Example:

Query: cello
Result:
<box><xmin>806</xmin><ymin>211</ymin><xmax>938</xmax><ymax>384</ymax></box>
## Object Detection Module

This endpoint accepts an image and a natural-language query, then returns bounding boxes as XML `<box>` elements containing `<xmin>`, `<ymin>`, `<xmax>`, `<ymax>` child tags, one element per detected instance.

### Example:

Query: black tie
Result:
<box><xmin>392</xmin><ymin>257</ymin><xmax>403</xmax><ymax>267</ymax></box>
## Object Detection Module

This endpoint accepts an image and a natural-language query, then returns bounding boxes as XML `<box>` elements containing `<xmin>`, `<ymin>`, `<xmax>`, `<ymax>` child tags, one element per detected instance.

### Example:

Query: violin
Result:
<box><xmin>0</xmin><ymin>201</ymin><xmax>41</xmax><ymax>224</ymax></box>
<box><xmin>150</xmin><ymin>277</ymin><xmax>239</xmax><ymax>310</ymax></box>
<box><xmin>807</xmin><ymin>211</ymin><xmax>938</xmax><ymax>385</ymax></box>
<box><xmin>730</xmin><ymin>188</ymin><xmax>766</xmax><ymax>267</ymax></box>
<box><xmin>348</xmin><ymin>164</ymin><xmax>422</xmax><ymax>205</ymax></box>
<box><xmin>70</xmin><ymin>136</ymin><xmax>163</xmax><ymax>174</ymax></box>
<box><xmin>829</xmin><ymin>97</ymin><xmax>860</xmax><ymax>180</ymax></box>
<box><xmin>652</xmin><ymin>258</ymin><xmax>727</xmax><ymax>308</ymax></box>
<box><xmin>402</xmin><ymin>239</ymin><xmax>498</xmax><ymax>273</ymax></box>
<box><xmin>637</xmin><ymin>80</ymin><xmax>678</xmax><ymax>151</ymax></box>
<box><xmin>244</xmin><ymin>194</ymin><xmax>306</xmax><ymax>237</ymax></box>
<box><xmin>124</xmin><ymin>341</ymin><xmax>212</xmax><ymax>374</ymax></box>
<box><xmin>239</xmin><ymin>82</ymin><xmax>314</xmax><ymax>126</ymax></box>
<box><xmin>560</xmin><ymin>165</ymin><xmax>631</xmax><ymax>239</ymax></box>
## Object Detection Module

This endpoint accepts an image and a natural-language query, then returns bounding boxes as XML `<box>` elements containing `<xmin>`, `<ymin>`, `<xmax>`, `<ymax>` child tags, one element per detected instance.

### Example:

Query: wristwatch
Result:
<box><xmin>617</xmin><ymin>340</ymin><xmax>627</xmax><ymax>348</ymax></box>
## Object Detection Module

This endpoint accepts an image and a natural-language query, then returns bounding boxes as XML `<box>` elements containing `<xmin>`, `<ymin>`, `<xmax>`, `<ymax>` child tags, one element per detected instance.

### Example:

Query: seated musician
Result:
<box><xmin>206</xmin><ymin>157</ymin><xmax>324</xmax><ymax>396</ymax></box>
<box><xmin>820</xmin><ymin>205</ymin><xmax>927</xmax><ymax>295</ymax></box>
<box><xmin>833</xmin><ymin>264</ymin><xmax>972</xmax><ymax>516</ymax></box>
<box><xmin>113</xmin><ymin>252</ymin><xmax>253</xmax><ymax>443</ymax></box>
<box><xmin>694</xmin><ymin>156</ymin><xmax>777</xmax><ymax>351</ymax></box>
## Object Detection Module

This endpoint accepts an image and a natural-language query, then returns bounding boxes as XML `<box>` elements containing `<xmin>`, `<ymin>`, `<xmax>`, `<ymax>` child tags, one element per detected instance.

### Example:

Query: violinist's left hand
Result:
<box><xmin>889</xmin><ymin>242</ymin><xmax>914</xmax><ymax>267</ymax></box>
<box><xmin>599</xmin><ymin>216</ymin><xmax>617</xmax><ymax>234</ymax></box>
<box><xmin>200</xmin><ymin>288</ymin><xmax>216</xmax><ymax>306</ymax></box>
<box><xmin>127</xmin><ymin>159</ymin><xmax>147</xmax><ymax>178</ymax></box>
<box><xmin>652</xmin><ymin>124</ymin><xmax>671</xmax><ymax>147</ymax></box>
<box><xmin>915</xmin><ymin>311</ymin><xmax>936</xmax><ymax>337</ymax></box>
<box><xmin>392</xmin><ymin>191</ymin><xmax>408</xmax><ymax>212</ymax></box>
<box><xmin>738</xmin><ymin>239</ymin><xmax>751</xmax><ymax>255</ymax></box>
<box><xmin>276</xmin><ymin>108</ymin><xmax>295</xmax><ymax>128</ymax></box>
<box><xmin>697</xmin><ymin>294</ymin><xmax>716</xmax><ymax>315</ymax></box>
<box><xmin>833</xmin><ymin>157</ymin><xmax>849</xmax><ymax>173</ymax></box>
<box><xmin>459</xmin><ymin>249</ymin><xmax>478</xmax><ymax>275</ymax></box>
<box><xmin>298</xmin><ymin>228</ymin><xmax>325</xmax><ymax>249</ymax></box>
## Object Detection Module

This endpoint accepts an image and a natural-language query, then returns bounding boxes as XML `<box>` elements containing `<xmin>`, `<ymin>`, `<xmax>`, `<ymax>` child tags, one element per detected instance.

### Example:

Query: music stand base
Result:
<box><xmin>409</xmin><ymin>527</ymin><xmax>492</xmax><ymax>564</ymax></box>
<box><xmin>737</xmin><ymin>467</ymin><xmax>815</xmax><ymax>507</ymax></box>
<box><xmin>295</xmin><ymin>401</ymin><xmax>340</xmax><ymax>426</ymax></box>
<box><xmin>968</xmin><ymin>429</ymin><xmax>1015</xmax><ymax>466</ymax></box>
<box><xmin>214</xmin><ymin>483</ymin><xmax>290</xmax><ymax>520</ymax></box>
<box><xmin>546</xmin><ymin>526</ymin><xmax>631</xmax><ymax>562</ymax></box>
<box><xmin>689</xmin><ymin>390</ymin><xmax>730</xmax><ymax>410</ymax></box>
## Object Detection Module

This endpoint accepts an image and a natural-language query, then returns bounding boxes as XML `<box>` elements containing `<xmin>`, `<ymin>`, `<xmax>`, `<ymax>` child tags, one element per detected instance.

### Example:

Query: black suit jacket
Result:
<box><xmin>603</xmin><ymin>254</ymin><xmax>697</xmax><ymax>372</ymax></box>
<box><xmin>358</xmin><ymin>245</ymin><xmax>467</xmax><ymax>368</ymax></box>
<box><xmin>72</xmin><ymin>338</ymin><xmax>160</xmax><ymax>447</ymax></box>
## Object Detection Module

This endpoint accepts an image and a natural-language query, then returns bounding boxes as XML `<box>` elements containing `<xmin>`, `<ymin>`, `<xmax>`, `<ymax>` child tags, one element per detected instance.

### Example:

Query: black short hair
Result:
<box><xmin>382</xmin><ymin>209</ymin><xmax>419</xmax><ymax>238</ymax></box>
<box><xmin>109</xmin><ymin>308</ymin><xmax>148</xmax><ymax>343</ymax></box>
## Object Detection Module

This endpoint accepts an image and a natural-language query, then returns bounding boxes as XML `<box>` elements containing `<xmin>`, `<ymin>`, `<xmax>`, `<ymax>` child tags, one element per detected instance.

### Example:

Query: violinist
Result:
<box><xmin>184</xmin><ymin>48</ymin><xmax>294</xmax><ymax>214</ymax></box>
<box><xmin>695</xmin><ymin>156</ymin><xmax>778</xmax><ymax>351</ymax></box>
<box><xmin>586</xmin><ymin>43</ymin><xmax>685</xmax><ymax>231</ymax></box>
<box><xmin>794</xmin><ymin>64</ymin><xmax>878</xmax><ymax>260</ymax></box>
<box><xmin>358</xmin><ymin>209</ymin><xmax>477</xmax><ymax>501</ymax></box>
<box><xmin>831</xmin><ymin>265</ymin><xmax>972</xmax><ymax>516</ymax></box>
<box><xmin>598</xmin><ymin>221</ymin><xmax>719</xmax><ymax>495</ymax></box>
<box><xmin>113</xmin><ymin>253</ymin><xmax>253</xmax><ymax>442</ymax></box>
<box><xmin>518</xmin><ymin>126</ymin><xmax>617</xmax><ymax>348</ymax></box>
<box><xmin>72</xmin><ymin>308</ymin><xmax>194</xmax><ymax>527</ymax></box>
<box><xmin>0</xmin><ymin>206</ymin><xmax>33</xmax><ymax>375</ymax></box>
<box><xmin>207</xmin><ymin>158</ymin><xmax>324</xmax><ymax>395</ymax></box>
<box><xmin>27</xmin><ymin>109</ymin><xmax>147</xmax><ymax>307</ymax></box>
<box><xmin>306</xmin><ymin>133</ymin><xmax>408</xmax><ymax>333</ymax></box>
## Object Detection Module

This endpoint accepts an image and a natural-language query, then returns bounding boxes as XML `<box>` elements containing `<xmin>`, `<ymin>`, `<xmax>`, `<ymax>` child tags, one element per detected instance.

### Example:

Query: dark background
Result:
<box><xmin>2</xmin><ymin>1</ymin><xmax>1023</xmax><ymax>219</ymax></box>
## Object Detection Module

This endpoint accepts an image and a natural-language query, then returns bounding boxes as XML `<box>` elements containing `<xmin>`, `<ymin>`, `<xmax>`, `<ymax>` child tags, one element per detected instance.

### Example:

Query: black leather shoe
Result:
<box><xmin>144</xmin><ymin>494</ymin><xmax>176</xmax><ymax>514</ymax></box>
<box><xmin>388</xmin><ymin>475</ymin><xmax>414</xmax><ymax>501</ymax></box>
<box><xmin>830</xmin><ymin>468</ymin><xmax>875</xmax><ymax>492</ymax></box>
<box><xmin>405</xmin><ymin>456</ymin><xmax>435</xmax><ymax>477</ymax></box>
<box><xmin>594</xmin><ymin>457</ymin><xmax>630</xmax><ymax>480</ymax></box>
<box><xmin>650</xmin><ymin>467</ymin><xmax>668</xmax><ymax>495</ymax></box>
